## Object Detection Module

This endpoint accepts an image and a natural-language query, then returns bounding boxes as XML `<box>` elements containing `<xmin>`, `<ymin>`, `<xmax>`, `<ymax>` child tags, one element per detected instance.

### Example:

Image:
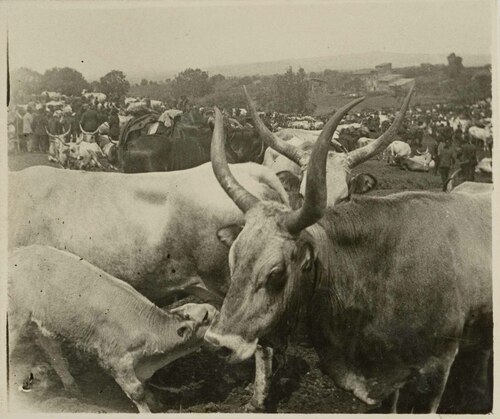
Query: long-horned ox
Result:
<box><xmin>9</xmin><ymin>245</ymin><xmax>217</xmax><ymax>413</ymax></box>
<box><xmin>46</xmin><ymin>126</ymin><xmax>72</xmax><ymax>168</ymax></box>
<box><xmin>244</xmin><ymin>86</ymin><xmax>402</xmax><ymax>207</ymax></box>
<box><xmin>204</xmin><ymin>89</ymin><xmax>492</xmax><ymax>413</ymax></box>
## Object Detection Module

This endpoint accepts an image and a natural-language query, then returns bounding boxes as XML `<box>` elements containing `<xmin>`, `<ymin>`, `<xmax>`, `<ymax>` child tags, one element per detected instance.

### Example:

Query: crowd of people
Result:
<box><xmin>8</xmin><ymin>91</ymin><xmax>492</xmax><ymax>187</ymax></box>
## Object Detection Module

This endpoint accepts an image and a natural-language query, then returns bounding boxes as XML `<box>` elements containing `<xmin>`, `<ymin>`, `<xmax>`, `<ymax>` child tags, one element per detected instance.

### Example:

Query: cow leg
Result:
<box><xmin>371</xmin><ymin>390</ymin><xmax>399</xmax><ymax>413</ymax></box>
<box><xmin>112</xmin><ymin>365</ymin><xmax>151</xmax><ymax>413</ymax></box>
<box><xmin>412</xmin><ymin>345</ymin><xmax>458</xmax><ymax>413</ymax></box>
<box><xmin>245</xmin><ymin>345</ymin><xmax>273</xmax><ymax>412</ymax></box>
<box><xmin>35</xmin><ymin>331</ymin><xmax>79</xmax><ymax>394</ymax></box>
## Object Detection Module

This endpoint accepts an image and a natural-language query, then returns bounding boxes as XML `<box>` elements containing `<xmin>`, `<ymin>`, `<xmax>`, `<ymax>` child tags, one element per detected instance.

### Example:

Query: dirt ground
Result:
<box><xmin>7</xmin><ymin>151</ymin><xmax>492</xmax><ymax>413</ymax></box>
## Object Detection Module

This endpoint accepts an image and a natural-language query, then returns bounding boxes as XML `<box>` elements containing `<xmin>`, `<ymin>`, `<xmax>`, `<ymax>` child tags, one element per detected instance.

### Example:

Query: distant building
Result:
<box><xmin>308</xmin><ymin>78</ymin><xmax>328</xmax><ymax>94</ymax></box>
<box><xmin>378</xmin><ymin>74</ymin><xmax>404</xmax><ymax>92</ymax></box>
<box><xmin>375</xmin><ymin>63</ymin><xmax>392</xmax><ymax>74</ymax></box>
<box><xmin>389</xmin><ymin>78</ymin><xmax>415</xmax><ymax>96</ymax></box>
<box><xmin>352</xmin><ymin>69</ymin><xmax>378</xmax><ymax>92</ymax></box>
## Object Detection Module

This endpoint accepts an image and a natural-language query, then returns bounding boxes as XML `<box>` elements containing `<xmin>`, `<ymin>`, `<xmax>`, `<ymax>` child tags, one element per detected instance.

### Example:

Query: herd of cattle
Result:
<box><xmin>8</xmin><ymin>85</ymin><xmax>493</xmax><ymax>413</ymax></box>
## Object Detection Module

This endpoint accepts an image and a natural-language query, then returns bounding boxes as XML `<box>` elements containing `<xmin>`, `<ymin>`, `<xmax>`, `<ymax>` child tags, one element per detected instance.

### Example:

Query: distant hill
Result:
<box><xmin>128</xmin><ymin>51</ymin><xmax>490</xmax><ymax>83</ymax></box>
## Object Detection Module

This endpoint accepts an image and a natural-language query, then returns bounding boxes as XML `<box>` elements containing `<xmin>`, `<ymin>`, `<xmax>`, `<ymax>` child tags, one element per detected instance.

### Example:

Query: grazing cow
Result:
<box><xmin>247</xmin><ymin>86</ymin><xmax>413</xmax><ymax>208</ymax></box>
<box><xmin>475</xmin><ymin>157</ymin><xmax>492</xmax><ymax>174</ymax></box>
<box><xmin>205</xmin><ymin>102</ymin><xmax>491</xmax><ymax>413</ymax></box>
<box><xmin>9</xmin><ymin>162</ymin><xmax>288</xmax><ymax>410</ymax></box>
<box><xmin>8</xmin><ymin>245</ymin><xmax>217</xmax><ymax>413</ymax></box>
<box><xmin>46</xmin><ymin>127</ymin><xmax>72</xmax><ymax>168</ymax></box>
<box><xmin>385</xmin><ymin>140</ymin><xmax>411</xmax><ymax>165</ymax></box>
<box><xmin>399</xmin><ymin>148</ymin><xmax>434</xmax><ymax>172</ymax></box>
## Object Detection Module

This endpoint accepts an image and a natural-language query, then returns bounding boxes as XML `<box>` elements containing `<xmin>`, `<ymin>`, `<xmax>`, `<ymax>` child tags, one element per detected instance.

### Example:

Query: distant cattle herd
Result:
<box><xmin>7</xmin><ymin>84</ymin><xmax>493</xmax><ymax>413</ymax></box>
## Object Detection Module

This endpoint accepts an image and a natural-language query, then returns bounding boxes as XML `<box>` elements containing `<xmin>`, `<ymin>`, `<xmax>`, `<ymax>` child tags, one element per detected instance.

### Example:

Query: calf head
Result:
<box><xmin>170</xmin><ymin>303</ymin><xmax>218</xmax><ymax>340</ymax></box>
<box><xmin>205</xmin><ymin>85</ymin><xmax>414</xmax><ymax>362</ymax></box>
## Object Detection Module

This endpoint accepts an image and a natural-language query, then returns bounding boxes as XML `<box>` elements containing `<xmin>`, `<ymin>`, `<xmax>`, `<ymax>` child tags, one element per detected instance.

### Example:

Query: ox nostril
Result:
<box><xmin>216</xmin><ymin>346</ymin><xmax>233</xmax><ymax>359</ymax></box>
<box><xmin>177</xmin><ymin>325</ymin><xmax>191</xmax><ymax>338</ymax></box>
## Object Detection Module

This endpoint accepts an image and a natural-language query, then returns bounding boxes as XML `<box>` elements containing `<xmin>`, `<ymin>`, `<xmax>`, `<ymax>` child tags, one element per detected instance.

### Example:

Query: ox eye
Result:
<box><xmin>266</xmin><ymin>267</ymin><xmax>286</xmax><ymax>293</ymax></box>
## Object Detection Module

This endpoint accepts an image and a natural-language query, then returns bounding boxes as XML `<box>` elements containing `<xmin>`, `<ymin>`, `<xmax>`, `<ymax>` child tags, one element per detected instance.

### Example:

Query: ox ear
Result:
<box><xmin>217</xmin><ymin>224</ymin><xmax>243</xmax><ymax>248</ymax></box>
<box><xmin>294</xmin><ymin>241</ymin><xmax>314</xmax><ymax>272</ymax></box>
<box><xmin>348</xmin><ymin>173</ymin><xmax>378</xmax><ymax>195</ymax></box>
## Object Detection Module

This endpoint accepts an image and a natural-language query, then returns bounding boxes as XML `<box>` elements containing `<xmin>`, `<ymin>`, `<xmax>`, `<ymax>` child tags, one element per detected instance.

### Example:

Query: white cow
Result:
<box><xmin>469</xmin><ymin>125</ymin><xmax>493</xmax><ymax>151</ymax></box>
<box><xmin>400</xmin><ymin>148</ymin><xmax>434</xmax><ymax>172</ymax></box>
<box><xmin>475</xmin><ymin>157</ymin><xmax>492</xmax><ymax>174</ymax></box>
<box><xmin>385</xmin><ymin>140</ymin><xmax>412</xmax><ymax>165</ymax></box>
<box><xmin>9</xmin><ymin>245</ymin><xmax>217</xmax><ymax>413</ymax></box>
<box><xmin>46</xmin><ymin>127</ymin><xmax>72</xmax><ymax>168</ymax></box>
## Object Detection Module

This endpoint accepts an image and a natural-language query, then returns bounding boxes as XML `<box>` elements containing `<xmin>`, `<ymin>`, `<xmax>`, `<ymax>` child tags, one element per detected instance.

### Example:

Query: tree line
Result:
<box><xmin>10</xmin><ymin>52</ymin><xmax>492</xmax><ymax>114</ymax></box>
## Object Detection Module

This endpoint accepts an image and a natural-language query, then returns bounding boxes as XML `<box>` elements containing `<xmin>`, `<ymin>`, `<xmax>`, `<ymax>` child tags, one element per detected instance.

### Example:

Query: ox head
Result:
<box><xmin>205</xmin><ymin>86</ymin><xmax>414</xmax><ymax>362</ymax></box>
<box><xmin>244</xmin><ymin>87</ymin><xmax>412</xmax><ymax>205</ymax></box>
<box><xmin>46</xmin><ymin>127</ymin><xmax>72</xmax><ymax>168</ymax></box>
<box><xmin>79</xmin><ymin>124</ymin><xmax>99</xmax><ymax>143</ymax></box>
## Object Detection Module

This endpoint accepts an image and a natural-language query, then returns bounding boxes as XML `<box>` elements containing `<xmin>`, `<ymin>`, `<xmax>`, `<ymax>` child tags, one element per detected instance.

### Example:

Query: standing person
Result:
<box><xmin>80</xmin><ymin>104</ymin><xmax>99</xmax><ymax>132</ymax></box>
<box><xmin>32</xmin><ymin>107</ymin><xmax>49</xmax><ymax>153</ymax></box>
<box><xmin>15</xmin><ymin>107</ymin><xmax>26</xmax><ymax>152</ymax></box>
<box><xmin>80</xmin><ymin>104</ymin><xmax>100</xmax><ymax>142</ymax></box>
<box><xmin>23</xmin><ymin>106</ymin><xmax>34</xmax><ymax>152</ymax></box>
<box><xmin>460</xmin><ymin>135</ymin><xmax>477</xmax><ymax>182</ymax></box>
<box><xmin>108</xmin><ymin>107</ymin><xmax>120</xmax><ymax>143</ymax></box>
<box><xmin>438</xmin><ymin>141</ymin><xmax>456</xmax><ymax>187</ymax></box>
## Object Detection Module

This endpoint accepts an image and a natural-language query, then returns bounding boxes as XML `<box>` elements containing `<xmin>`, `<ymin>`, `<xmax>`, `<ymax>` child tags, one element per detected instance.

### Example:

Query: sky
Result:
<box><xmin>6</xmin><ymin>0</ymin><xmax>495</xmax><ymax>82</ymax></box>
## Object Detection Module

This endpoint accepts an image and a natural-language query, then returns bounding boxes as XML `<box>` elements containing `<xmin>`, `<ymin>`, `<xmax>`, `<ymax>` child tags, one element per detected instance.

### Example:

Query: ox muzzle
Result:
<box><xmin>204</xmin><ymin>324</ymin><xmax>258</xmax><ymax>363</ymax></box>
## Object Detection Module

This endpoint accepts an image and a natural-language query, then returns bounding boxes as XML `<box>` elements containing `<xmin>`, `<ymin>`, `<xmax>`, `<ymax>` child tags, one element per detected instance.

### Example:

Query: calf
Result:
<box><xmin>8</xmin><ymin>245</ymin><xmax>217</xmax><ymax>413</ymax></box>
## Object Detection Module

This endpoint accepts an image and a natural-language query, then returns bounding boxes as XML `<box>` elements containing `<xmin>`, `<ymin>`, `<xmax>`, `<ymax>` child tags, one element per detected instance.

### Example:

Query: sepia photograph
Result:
<box><xmin>1</xmin><ymin>0</ymin><xmax>497</xmax><ymax>414</ymax></box>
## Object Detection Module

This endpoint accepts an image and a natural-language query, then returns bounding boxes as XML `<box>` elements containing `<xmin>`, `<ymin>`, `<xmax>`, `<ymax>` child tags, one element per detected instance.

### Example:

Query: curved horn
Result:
<box><xmin>244</xmin><ymin>86</ymin><xmax>308</xmax><ymax>168</ymax></box>
<box><xmin>80</xmin><ymin>124</ymin><xmax>99</xmax><ymax>136</ymax></box>
<box><xmin>347</xmin><ymin>84</ymin><xmax>415</xmax><ymax>168</ymax></box>
<box><xmin>61</xmin><ymin>126</ymin><xmax>71</xmax><ymax>139</ymax></box>
<box><xmin>283</xmin><ymin>97</ymin><xmax>366</xmax><ymax>235</ymax></box>
<box><xmin>45</xmin><ymin>127</ymin><xmax>56</xmax><ymax>138</ymax></box>
<box><xmin>211</xmin><ymin>107</ymin><xmax>260</xmax><ymax>213</ymax></box>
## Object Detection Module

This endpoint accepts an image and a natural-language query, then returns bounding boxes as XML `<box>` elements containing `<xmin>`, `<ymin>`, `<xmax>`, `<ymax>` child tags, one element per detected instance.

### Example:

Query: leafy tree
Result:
<box><xmin>141</xmin><ymin>78</ymin><xmax>148</xmax><ymax>86</ymax></box>
<box><xmin>273</xmin><ymin>67</ymin><xmax>310</xmax><ymax>113</ymax></box>
<box><xmin>209</xmin><ymin>73</ymin><xmax>226</xmax><ymax>86</ymax></box>
<box><xmin>447</xmin><ymin>53</ymin><xmax>464</xmax><ymax>79</ymax></box>
<box><xmin>99</xmin><ymin>70</ymin><xmax>130</xmax><ymax>101</ymax></box>
<box><xmin>90</xmin><ymin>80</ymin><xmax>101</xmax><ymax>92</ymax></box>
<box><xmin>11</xmin><ymin>67</ymin><xmax>42</xmax><ymax>102</ymax></box>
<box><xmin>41</xmin><ymin>67</ymin><xmax>89</xmax><ymax>96</ymax></box>
<box><xmin>172</xmin><ymin>68</ymin><xmax>213</xmax><ymax>99</ymax></box>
